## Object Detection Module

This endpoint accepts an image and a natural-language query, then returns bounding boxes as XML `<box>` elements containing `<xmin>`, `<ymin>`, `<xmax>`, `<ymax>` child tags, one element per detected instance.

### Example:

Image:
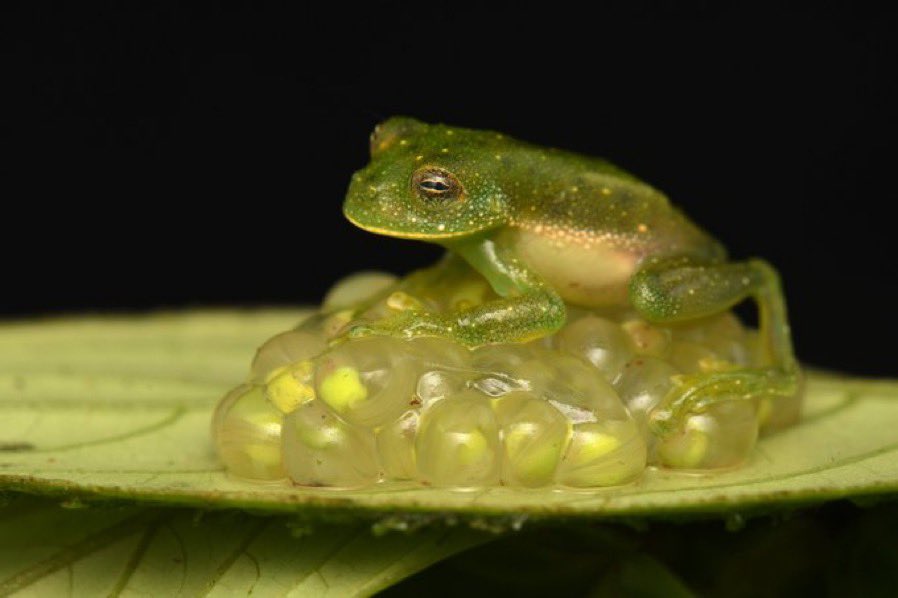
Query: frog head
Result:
<box><xmin>343</xmin><ymin>117</ymin><xmax>511</xmax><ymax>241</ymax></box>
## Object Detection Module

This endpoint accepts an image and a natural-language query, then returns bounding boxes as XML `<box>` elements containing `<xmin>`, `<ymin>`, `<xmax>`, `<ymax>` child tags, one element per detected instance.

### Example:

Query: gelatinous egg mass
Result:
<box><xmin>213</xmin><ymin>271</ymin><xmax>802</xmax><ymax>489</ymax></box>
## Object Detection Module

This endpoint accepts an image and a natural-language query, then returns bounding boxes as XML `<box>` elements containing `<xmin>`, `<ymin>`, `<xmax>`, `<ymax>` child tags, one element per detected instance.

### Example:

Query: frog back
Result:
<box><xmin>499</xmin><ymin>148</ymin><xmax>725</xmax><ymax>307</ymax></box>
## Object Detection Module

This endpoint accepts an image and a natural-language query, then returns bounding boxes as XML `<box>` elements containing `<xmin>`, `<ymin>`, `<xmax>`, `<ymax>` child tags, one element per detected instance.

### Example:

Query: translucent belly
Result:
<box><xmin>513</xmin><ymin>229</ymin><xmax>639</xmax><ymax>307</ymax></box>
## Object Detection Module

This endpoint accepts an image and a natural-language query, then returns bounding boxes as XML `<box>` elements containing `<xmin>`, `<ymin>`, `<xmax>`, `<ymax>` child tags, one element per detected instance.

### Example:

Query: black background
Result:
<box><xmin>10</xmin><ymin>3</ymin><xmax>898</xmax><ymax>376</ymax></box>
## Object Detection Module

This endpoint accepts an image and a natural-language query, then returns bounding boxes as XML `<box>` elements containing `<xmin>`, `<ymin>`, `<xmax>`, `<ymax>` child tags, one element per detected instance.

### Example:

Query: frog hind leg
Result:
<box><xmin>629</xmin><ymin>256</ymin><xmax>800</xmax><ymax>437</ymax></box>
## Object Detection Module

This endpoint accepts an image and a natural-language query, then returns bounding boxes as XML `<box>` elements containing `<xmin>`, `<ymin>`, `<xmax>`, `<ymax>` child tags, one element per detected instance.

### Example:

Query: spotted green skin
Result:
<box><xmin>342</xmin><ymin>117</ymin><xmax>799</xmax><ymax>436</ymax></box>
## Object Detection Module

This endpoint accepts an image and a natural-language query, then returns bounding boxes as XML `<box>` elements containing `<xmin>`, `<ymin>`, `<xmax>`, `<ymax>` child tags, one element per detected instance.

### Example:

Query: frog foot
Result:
<box><xmin>648</xmin><ymin>368</ymin><xmax>799</xmax><ymax>438</ymax></box>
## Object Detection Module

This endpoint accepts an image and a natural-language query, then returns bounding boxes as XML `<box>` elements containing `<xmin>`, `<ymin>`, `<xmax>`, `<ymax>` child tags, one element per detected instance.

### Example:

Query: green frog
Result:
<box><xmin>341</xmin><ymin>117</ymin><xmax>799</xmax><ymax>436</ymax></box>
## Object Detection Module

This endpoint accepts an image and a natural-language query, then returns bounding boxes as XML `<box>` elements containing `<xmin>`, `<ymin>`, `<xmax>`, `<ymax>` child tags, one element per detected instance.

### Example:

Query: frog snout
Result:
<box><xmin>344</xmin><ymin>171</ymin><xmax>383</xmax><ymax>222</ymax></box>
<box><xmin>348</xmin><ymin>171</ymin><xmax>366</xmax><ymax>191</ymax></box>
<box><xmin>348</xmin><ymin>173</ymin><xmax>378</xmax><ymax>199</ymax></box>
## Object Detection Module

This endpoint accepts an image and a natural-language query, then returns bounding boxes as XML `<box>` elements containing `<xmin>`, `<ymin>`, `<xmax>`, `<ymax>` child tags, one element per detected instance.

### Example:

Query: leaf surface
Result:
<box><xmin>0</xmin><ymin>497</ymin><xmax>485</xmax><ymax>597</ymax></box>
<box><xmin>1</xmin><ymin>311</ymin><xmax>897</xmax><ymax>521</ymax></box>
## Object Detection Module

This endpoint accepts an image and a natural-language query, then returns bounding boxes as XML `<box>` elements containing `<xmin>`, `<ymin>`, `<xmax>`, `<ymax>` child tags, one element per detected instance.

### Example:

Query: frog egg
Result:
<box><xmin>621</xmin><ymin>319</ymin><xmax>671</xmax><ymax>358</ymax></box>
<box><xmin>442</xmin><ymin>277</ymin><xmax>493</xmax><ymax>311</ymax></box>
<box><xmin>469</xmin><ymin>373</ymin><xmax>527</xmax><ymax>398</ymax></box>
<box><xmin>250</xmin><ymin>329</ymin><xmax>327</xmax><ymax>383</ymax></box>
<box><xmin>555</xmin><ymin>315</ymin><xmax>635</xmax><ymax>384</ymax></box>
<box><xmin>708</xmin><ymin>338</ymin><xmax>755</xmax><ymax>368</ymax></box>
<box><xmin>494</xmin><ymin>392</ymin><xmax>568</xmax><ymax>487</ymax></box>
<box><xmin>282</xmin><ymin>399</ymin><xmax>379</xmax><ymax>487</ymax></box>
<box><xmin>213</xmin><ymin>384</ymin><xmax>286</xmax><ymax>481</ymax></box>
<box><xmin>671</xmin><ymin>312</ymin><xmax>743</xmax><ymax>344</ymax></box>
<box><xmin>322</xmin><ymin>271</ymin><xmax>398</xmax><ymax>312</ymax></box>
<box><xmin>667</xmin><ymin>341</ymin><xmax>720</xmax><ymax>375</ymax></box>
<box><xmin>672</xmin><ymin>313</ymin><xmax>753</xmax><ymax>366</ymax></box>
<box><xmin>314</xmin><ymin>337</ymin><xmax>419</xmax><ymax>428</ymax></box>
<box><xmin>376</xmin><ymin>410</ymin><xmax>419</xmax><ymax>480</ymax></box>
<box><xmin>471</xmin><ymin>343</ymin><xmax>542</xmax><ymax>373</ymax></box>
<box><xmin>264</xmin><ymin>360</ymin><xmax>315</xmax><ymax>414</ymax></box>
<box><xmin>556</xmin><ymin>418</ymin><xmax>646</xmax><ymax>487</ymax></box>
<box><xmin>408</xmin><ymin>337</ymin><xmax>473</xmax><ymax>370</ymax></box>
<box><xmin>320</xmin><ymin>310</ymin><xmax>357</xmax><ymax>340</ymax></box>
<box><xmin>655</xmin><ymin>399</ymin><xmax>759</xmax><ymax>469</ymax></box>
<box><xmin>416</xmin><ymin>390</ymin><xmax>500</xmax><ymax>488</ymax></box>
<box><xmin>416</xmin><ymin>369</ymin><xmax>470</xmax><ymax>408</ymax></box>
<box><xmin>758</xmin><ymin>374</ymin><xmax>804</xmax><ymax>433</ymax></box>
<box><xmin>561</xmin><ymin>304</ymin><xmax>594</xmax><ymax>322</ymax></box>
<box><xmin>520</xmin><ymin>352</ymin><xmax>630</xmax><ymax>422</ymax></box>
<box><xmin>613</xmin><ymin>356</ymin><xmax>679</xmax><ymax>444</ymax></box>
<box><xmin>467</xmin><ymin>344</ymin><xmax>539</xmax><ymax>398</ymax></box>
<box><xmin>740</xmin><ymin>330</ymin><xmax>766</xmax><ymax>367</ymax></box>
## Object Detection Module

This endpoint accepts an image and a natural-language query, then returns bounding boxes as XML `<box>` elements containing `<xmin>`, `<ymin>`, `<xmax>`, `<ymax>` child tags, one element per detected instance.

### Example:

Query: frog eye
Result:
<box><xmin>412</xmin><ymin>168</ymin><xmax>463</xmax><ymax>204</ymax></box>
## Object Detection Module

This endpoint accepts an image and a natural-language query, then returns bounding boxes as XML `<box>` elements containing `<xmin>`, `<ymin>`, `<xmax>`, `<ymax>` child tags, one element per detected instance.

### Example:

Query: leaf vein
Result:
<box><xmin>202</xmin><ymin>517</ymin><xmax>269</xmax><ymax>597</ymax></box>
<box><xmin>108</xmin><ymin>516</ymin><xmax>165</xmax><ymax>597</ymax></box>
<box><xmin>0</xmin><ymin>510</ymin><xmax>158</xmax><ymax>597</ymax></box>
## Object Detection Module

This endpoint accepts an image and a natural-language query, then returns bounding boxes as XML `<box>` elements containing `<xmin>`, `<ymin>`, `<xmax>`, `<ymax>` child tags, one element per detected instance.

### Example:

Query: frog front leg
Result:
<box><xmin>347</xmin><ymin>237</ymin><xmax>566</xmax><ymax>347</ymax></box>
<box><xmin>629</xmin><ymin>256</ymin><xmax>800</xmax><ymax>436</ymax></box>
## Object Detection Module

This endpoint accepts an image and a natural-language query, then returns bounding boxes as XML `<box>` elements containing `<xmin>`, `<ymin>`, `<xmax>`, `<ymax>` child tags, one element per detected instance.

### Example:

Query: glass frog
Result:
<box><xmin>341</xmin><ymin>117</ymin><xmax>799</xmax><ymax>440</ymax></box>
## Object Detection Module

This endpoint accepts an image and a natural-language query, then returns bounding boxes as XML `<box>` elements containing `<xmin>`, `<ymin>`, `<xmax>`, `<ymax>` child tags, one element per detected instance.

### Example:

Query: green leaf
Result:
<box><xmin>1</xmin><ymin>310</ymin><xmax>897</xmax><ymax>522</ymax></box>
<box><xmin>0</xmin><ymin>496</ymin><xmax>487</xmax><ymax>597</ymax></box>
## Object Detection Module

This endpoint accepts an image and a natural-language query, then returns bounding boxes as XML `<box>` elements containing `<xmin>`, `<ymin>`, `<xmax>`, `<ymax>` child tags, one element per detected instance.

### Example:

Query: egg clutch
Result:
<box><xmin>213</xmin><ymin>271</ymin><xmax>801</xmax><ymax>489</ymax></box>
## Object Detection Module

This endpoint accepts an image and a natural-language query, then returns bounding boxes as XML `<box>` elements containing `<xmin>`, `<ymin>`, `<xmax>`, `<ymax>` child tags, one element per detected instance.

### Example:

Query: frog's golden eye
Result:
<box><xmin>412</xmin><ymin>168</ymin><xmax>463</xmax><ymax>205</ymax></box>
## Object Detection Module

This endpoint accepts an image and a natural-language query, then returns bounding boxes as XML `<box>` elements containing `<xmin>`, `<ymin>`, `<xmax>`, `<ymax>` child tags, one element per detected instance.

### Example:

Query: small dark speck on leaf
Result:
<box><xmin>0</xmin><ymin>442</ymin><xmax>35</xmax><ymax>452</ymax></box>
<box><xmin>294</xmin><ymin>480</ymin><xmax>326</xmax><ymax>488</ymax></box>
<box><xmin>725</xmin><ymin>512</ymin><xmax>747</xmax><ymax>531</ymax></box>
